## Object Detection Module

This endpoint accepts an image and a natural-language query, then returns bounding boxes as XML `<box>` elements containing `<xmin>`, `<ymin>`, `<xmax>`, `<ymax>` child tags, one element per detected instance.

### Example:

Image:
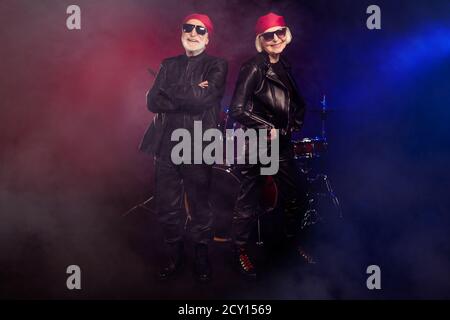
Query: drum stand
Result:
<box><xmin>122</xmin><ymin>196</ymin><xmax>155</xmax><ymax>217</ymax></box>
<box><xmin>301</xmin><ymin>170</ymin><xmax>343</xmax><ymax>229</ymax></box>
<box><xmin>256</xmin><ymin>218</ymin><xmax>264</xmax><ymax>246</ymax></box>
<box><xmin>122</xmin><ymin>193</ymin><xmax>191</xmax><ymax>231</ymax></box>
<box><xmin>300</xmin><ymin>95</ymin><xmax>343</xmax><ymax>228</ymax></box>
<box><xmin>254</xmin><ymin>165</ymin><xmax>343</xmax><ymax>246</ymax></box>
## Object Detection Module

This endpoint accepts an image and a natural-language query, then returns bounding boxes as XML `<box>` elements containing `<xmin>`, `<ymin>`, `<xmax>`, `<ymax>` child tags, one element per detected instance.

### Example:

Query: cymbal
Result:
<box><xmin>307</xmin><ymin>108</ymin><xmax>337</xmax><ymax>113</ymax></box>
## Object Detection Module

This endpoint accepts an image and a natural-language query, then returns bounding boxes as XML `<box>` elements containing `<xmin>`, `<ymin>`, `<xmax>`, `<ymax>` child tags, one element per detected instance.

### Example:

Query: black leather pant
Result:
<box><xmin>154</xmin><ymin>155</ymin><xmax>213</xmax><ymax>245</ymax></box>
<box><xmin>231</xmin><ymin>148</ymin><xmax>308</xmax><ymax>247</ymax></box>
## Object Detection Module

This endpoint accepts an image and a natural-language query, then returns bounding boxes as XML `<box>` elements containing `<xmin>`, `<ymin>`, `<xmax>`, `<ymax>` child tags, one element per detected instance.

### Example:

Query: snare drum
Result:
<box><xmin>292</xmin><ymin>137</ymin><xmax>328</xmax><ymax>159</ymax></box>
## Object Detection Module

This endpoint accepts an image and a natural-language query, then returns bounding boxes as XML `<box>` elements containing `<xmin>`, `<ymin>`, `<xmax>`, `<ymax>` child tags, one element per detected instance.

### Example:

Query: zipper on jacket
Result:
<box><xmin>183</xmin><ymin>58</ymin><xmax>190</xmax><ymax>129</ymax></box>
<box><xmin>266</xmin><ymin>69</ymin><xmax>291</xmax><ymax>133</ymax></box>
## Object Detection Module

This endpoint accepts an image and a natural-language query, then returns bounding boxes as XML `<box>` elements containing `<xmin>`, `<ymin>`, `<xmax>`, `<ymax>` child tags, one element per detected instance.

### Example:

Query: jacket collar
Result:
<box><xmin>258</xmin><ymin>51</ymin><xmax>291</xmax><ymax>69</ymax></box>
<box><xmin>258</xmin><ymin>52</ymin><xmax>290</xmax><ymax>89</ymax></box>
<box><xmin>182</xmin><ymin>50</ymin><xmax>207</xmax><ymax>62</ymax></box>
<box><xmin>266</xmin><ymin>66</ymin><xmax>286</xmax><ymax>89</ymax></box>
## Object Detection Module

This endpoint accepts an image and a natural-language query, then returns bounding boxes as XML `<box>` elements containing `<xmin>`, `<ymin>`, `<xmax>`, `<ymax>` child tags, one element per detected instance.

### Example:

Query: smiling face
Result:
<box><xmin>181</xmin><ymin>19</ymin><xmax>209</xmax><ymax>56</ymax></box>
<box><xmin>259</xmin><ymin>26</ymin><xmax>288</xmax><ymax>56</ymax></box>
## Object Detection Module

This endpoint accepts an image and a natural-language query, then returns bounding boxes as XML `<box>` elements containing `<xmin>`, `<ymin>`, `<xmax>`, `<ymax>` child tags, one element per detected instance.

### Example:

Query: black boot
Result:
<box><xmin>158</xmin><ymin>241</ymin><xmax>184</xmax><ymax>280</ymax></box>
<box><xmin>296</xmin><ymin>245</ymin><xmax>317</xmax><ymax>264</ymax></box>
<box><xmin>283</xmin><ymin>228</ymin><xmax>317</xmax><ymax>265</ymax></box>
<box><xmin>234</xmin><ymin>246</ymin><xmax>257</xmax><ymax>279</ymax></box>
<box><xmin>194</xmin><ymin>243</ymin><xmax>212</xmax><ymax>283</ymax></box>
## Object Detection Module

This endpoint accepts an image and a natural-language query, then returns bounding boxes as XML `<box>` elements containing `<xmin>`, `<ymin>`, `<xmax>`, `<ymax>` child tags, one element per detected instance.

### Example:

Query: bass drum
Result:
<box><xmin>210</xmin><ymin>164</ymin><xmax>278</xmax><ymax>241</ymax></box>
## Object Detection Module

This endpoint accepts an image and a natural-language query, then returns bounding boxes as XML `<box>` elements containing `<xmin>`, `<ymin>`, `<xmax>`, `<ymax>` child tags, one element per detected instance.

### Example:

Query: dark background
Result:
<box><xmin>1</xmin><ymin>0</ymin><xmax>449</xmax><ymax>299</ymax></box>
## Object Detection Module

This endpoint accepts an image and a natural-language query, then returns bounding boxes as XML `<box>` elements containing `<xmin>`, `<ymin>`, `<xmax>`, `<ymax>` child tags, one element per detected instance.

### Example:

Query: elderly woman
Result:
<box><xmin>229</xmin><ymin>12</ymin><xmax>309</xmax><ymax>278</ymax></box>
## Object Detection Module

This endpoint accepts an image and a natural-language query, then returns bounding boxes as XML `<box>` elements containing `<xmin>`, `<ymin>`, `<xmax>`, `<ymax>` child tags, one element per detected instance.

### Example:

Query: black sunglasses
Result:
<box><xmin>182</xmin><ymin>23</ymin><xmax>208</xmax><ymax>36</ymax></box>
<box><xmin>260</xmin><ymin>27</ymin><xmax>287</xmax><ymax>42</ymax></box>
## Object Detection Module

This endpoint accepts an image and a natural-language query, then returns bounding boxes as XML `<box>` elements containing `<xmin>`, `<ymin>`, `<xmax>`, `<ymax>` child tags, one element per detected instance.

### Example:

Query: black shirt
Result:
<box><xmin>271</xmin><ymin>61</ymin><xmax>294</xmax><ymax>96</ymax></box>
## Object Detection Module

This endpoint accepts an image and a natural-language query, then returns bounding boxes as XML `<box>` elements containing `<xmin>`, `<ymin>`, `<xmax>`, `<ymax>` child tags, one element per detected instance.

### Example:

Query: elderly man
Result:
<box><xmin>139</xmin><ymin>13</ymin><xmax>228</xmax><ymax>282</ymax></box>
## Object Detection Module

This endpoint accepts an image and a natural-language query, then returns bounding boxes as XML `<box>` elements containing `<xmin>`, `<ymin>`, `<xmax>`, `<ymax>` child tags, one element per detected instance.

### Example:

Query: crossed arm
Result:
<box><xmin>146</xmin><ymin>59</ymin><xmax>228</xmax><ymax>114</ymax></box>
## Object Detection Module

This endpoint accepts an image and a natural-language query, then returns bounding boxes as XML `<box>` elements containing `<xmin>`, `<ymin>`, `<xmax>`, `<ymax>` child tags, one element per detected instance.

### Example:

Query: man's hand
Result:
<box><xmin>198</xmin><ymin>80</ymin><xmax>208</xmax><ymax>88</ymax></box>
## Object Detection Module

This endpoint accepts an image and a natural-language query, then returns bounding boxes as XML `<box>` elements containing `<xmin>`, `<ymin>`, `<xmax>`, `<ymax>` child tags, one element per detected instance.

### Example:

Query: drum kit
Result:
<box><xmin>124</xmin><ymin>96</ymin><xmax>342</xmax><ymax>245</ymax></box>
<box><xmin>212</xmin><ymin>95</ymin><xmax>342</xmax><ymax>243</ymax></box>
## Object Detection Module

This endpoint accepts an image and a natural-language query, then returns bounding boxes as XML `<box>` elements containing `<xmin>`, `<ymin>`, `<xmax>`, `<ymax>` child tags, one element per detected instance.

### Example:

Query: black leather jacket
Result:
<box><xmin>139</xmin><ymin>51</ymin><xmax>228</xmax><ymax>155</ymax></box>
<box><xmin>229</xmin><ymin>52</ymin><xmax>305</xmax><ymax>135</ymax></box>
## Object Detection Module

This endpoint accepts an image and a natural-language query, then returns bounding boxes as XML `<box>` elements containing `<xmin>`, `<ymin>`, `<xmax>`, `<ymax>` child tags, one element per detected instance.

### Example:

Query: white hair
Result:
<box><xmin>255</xmin><ymin>27</ymin><xmax>292</xmax><ymax>52</ymax></box>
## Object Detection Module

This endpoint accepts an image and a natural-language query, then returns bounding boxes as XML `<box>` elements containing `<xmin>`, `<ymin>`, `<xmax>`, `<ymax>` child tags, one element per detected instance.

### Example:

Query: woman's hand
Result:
<box><xmin>268</xmin><ymin>128</ymin><xmax>278</xmax><ymax>140</ymax></box>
